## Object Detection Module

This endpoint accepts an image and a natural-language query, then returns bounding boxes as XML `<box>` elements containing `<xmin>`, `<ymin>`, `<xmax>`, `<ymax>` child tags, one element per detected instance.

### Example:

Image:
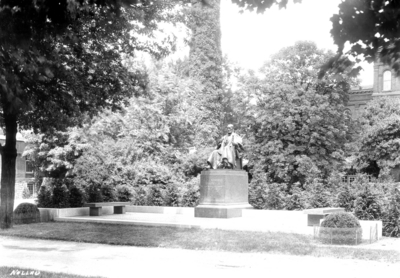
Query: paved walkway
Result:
<box><xmin>0</xmin><ymin>235</ymin><xmax>399</xmax><ymax>278</ymax></box>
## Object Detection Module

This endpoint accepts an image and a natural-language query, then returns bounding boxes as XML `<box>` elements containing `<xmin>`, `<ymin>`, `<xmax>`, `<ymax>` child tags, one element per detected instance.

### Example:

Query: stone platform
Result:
<box><xmin>194</xmin><ymin>169</ymin><xmax>252</xmax><ymax>218</ymax></box>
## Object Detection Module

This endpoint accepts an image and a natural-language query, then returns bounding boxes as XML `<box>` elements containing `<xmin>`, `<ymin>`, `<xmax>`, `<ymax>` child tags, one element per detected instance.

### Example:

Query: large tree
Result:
<box><xmin>241</xmin><ymin>41</ymin><xmax>355</xmax><ymax>185</ymax></box>
<box><xmin>0</xmin><ymin>0</ymin><xmax>180</xmax><ymax>229</ymax></box>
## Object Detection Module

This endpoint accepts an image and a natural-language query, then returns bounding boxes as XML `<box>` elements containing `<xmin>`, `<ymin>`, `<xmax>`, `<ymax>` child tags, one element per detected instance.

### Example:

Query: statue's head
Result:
<box><xmin>227</xmin><ymin>124</ymin><xmax>234</xmax><ymax>134</ymax></box>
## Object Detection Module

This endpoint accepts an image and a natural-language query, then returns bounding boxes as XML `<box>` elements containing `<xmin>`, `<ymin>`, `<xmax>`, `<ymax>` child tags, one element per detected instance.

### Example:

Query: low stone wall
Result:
<box><xmin>359</xmin><ymin>220</ymin><xmax>382</xmax><ymax>240</ymax></box>
<box><xmin>243</xmin><ymin>209</ymin><xmax>308</xmax><ymax>227</ymax></box>
<box><xmin>126</xmin><ymin>206</ymin><xmax>194</xmax><ymax>215</ymax></box>
<box><xmin>39</xmin><ymin>206</ymin><xmax>195</xmax><ymax>221</ymax></box>
<box><xmin>39</xmin><ymin>207</ymin><xmax>114</xmax><ymax>222</ymax></box>
<box><xmin>36</xmin><ymin>206</ymin><xmax>383</xmax><ymax>240</ymax></box>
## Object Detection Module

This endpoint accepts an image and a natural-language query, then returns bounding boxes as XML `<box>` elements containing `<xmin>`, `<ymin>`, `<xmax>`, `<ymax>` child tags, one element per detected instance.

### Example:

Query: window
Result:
<box><xmin>27</xmin><ymin>182</ymin><xmax>34</xmax><ymax>196</ymax></box>
<box><xmin>383</xmin><ymin>70</ymin><xmax>391</xmax><ymax>91</ymax></box>
<box><xmin>26</xmin><ymin>160</ymin><xmax>34</xmax><ymax>173</ymax></box>
<box><xmin>342</xmin><ymin>175</ymin><xmax>372</xmax><ymax>184</ymax></box>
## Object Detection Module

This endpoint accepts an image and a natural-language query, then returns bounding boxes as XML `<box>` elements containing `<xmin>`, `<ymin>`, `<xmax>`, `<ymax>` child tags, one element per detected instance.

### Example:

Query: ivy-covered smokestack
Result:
<box><xmin>188</xmin><ymin>0</ymin><xmax>225</xmax><ymax>143</ymax></box>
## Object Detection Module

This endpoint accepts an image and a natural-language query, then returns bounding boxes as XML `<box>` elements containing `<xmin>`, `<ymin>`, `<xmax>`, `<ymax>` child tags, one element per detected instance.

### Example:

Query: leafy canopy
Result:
<box><xmin>329</xmin><ymin>0</ymin><xmax>400</xmax><ymax>76</ymax></box>
<box><xmin>354</xmin><ymin>97</ymin><xmax>400</xmax><ymax>175</ymax></box>
<box><xmin>241</xmin><ymin>41</ymin><xmax>353</xmax><ymax>185</ymax></box>
<box><xmin>0</xmin><ymin>0</ymin><xmax>182</xmax><ymax>133</ymax></box>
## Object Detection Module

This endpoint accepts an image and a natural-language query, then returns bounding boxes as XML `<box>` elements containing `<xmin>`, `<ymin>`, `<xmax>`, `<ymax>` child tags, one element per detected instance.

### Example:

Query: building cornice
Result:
<box><xmin>348</xmin><ymin>89</ymin><xmax>373</xmax><ymax>95</ymax></box>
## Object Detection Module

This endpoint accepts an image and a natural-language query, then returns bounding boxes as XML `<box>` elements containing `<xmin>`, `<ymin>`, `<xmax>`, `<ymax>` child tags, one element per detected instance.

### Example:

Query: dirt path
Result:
<box><xmin>0</xmin><ymin>236</ymin><xmax>399</xmax><ymax>278</ymax></box>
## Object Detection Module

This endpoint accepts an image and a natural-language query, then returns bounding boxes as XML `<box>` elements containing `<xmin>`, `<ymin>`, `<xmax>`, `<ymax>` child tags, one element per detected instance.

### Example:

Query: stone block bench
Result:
<box><xmin>303</xmin><ymin>207</ymin><xmax>345</xmax><ymax>226</ymax></box>
<box><xmin>84</xmin><ymin>202</ymin><xmax>131</xmax><ymax>216</ymax></box>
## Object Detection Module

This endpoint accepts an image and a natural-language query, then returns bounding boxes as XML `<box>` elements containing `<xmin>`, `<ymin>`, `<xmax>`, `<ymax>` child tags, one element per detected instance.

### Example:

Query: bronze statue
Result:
<box><xmin>207</xmin><ymin>124</ymin><xmax>244</xmax><ymax>169</ymax></box>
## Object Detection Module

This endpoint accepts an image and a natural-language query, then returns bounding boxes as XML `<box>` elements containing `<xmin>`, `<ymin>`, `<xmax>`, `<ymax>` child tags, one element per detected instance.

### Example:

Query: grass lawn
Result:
<box><xmin>0</xmin><ymin>267</ymin><xmax>103</xmax><ymax>278</ymax></box>
<box><xmin>0</xmin><ymin>222</ymin><xmax>398</xmax><ymax>263</ymax></box>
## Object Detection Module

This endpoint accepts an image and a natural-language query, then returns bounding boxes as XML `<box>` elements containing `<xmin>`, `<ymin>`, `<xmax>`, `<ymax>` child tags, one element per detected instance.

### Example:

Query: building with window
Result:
<box><xmin>346</xmin><ymin>61</ymin><xmax>400</xmax><ymax>181</ymax></box>
<box><xmin>0</xmin><ymin>132</ymin><xmax>35</xmax><ymax>199</ymax></box>
<box><xmin>347</xmin><ymin>61</ymin><xmax>400</xmax><ymax>119</ymax></box>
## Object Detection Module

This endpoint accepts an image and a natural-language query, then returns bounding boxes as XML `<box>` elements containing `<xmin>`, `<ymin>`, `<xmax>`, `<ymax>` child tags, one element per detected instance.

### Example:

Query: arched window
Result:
<box><xmin>383</xmin><ymin>70</ymin><xmax>392</xmax><ymax>91</ymax></box>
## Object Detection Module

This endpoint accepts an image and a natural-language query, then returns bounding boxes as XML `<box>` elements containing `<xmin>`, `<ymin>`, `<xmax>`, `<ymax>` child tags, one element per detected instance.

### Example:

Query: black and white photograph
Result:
<box><xmin>0</xmin><ymin>0</ymin><xmax>399</xmax><ymax>277</ymax></box>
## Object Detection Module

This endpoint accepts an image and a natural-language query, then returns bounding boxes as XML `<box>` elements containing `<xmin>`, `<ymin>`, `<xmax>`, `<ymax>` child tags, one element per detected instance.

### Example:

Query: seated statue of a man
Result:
<box><xmin>207</xmin><ymin>124</ymin><xmax>244</xmax><ymax>169</ymax></box>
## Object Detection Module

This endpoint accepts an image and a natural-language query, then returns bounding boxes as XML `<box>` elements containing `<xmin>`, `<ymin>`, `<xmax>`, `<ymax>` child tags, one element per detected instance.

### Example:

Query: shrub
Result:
<box><xmin>248</xmin><ymin>171</ymin><xmax>285</xmax><ymax>209</ymax></box>
<box><xmin>248</xmin><ymin>184</ymin><xmax>265</xmax><ymax>209</ymax></box>
<box><xmin>37</xmin><ymin>185</ymin><xmax>53</xmax><ymax>208</ymax></box>
<box><xmin>262</xmin><ymin>183</ymin><xmax>285</xmax><ymax>210</ymax></box>
<box><xmin>72</xmin><ymin>150</ymin><xmax>114</xmax><ymax>191</ymax></box>
<box><xmin>285</xmin><ymin>183</ymin><xmax>308</xmax><ymax>210</ymax></box>
<box><xmin>132</xmin><ymin>186</ymin><xmax>148</xmax><ymax>206</ymax></box>
<box><xmin>335</xmin><ymin>185</ymin><xmax>356</xmax><ymax>212</ymax></box>
<box><xmin>354</xmin><ymin>186</ymin><xmax>383</xmax><ymax>220</ymax></box>
<box><xmin>320</xmin><ymin>212</ymin><xmax>362</xmax><ymax>245</ymax></box>
<box><xmin>52</xmin><ymin>182</ymin><xmax>70</xmax><ymax>208</ymax></box>
<box><xmin>134</xmin><ymin>160</ymin><xmax>175</xmax><ymax>187</ymax></box>
<box><xmin>116</xmin><ymin>184</ymin><xmax>134</xmax><ymax>202</ymax></box>
<box><xmin>13</xmin><ymin>203</ymin><xmax>41</xmax><ymax>224</ymax></box>
<box><xmin>175</xmin><ymin>147</ymin><xmax>211</xmax><ymax>179</ymax></box>
<box><xmin>322</xmin><ymin>212</ymin><xmax>361</xmax><ymax>228</ymax></box>
<box><xmin>87</xmin><ymin>184</ymin><xmax>103</xmax><ymax>203</ymax></box>
<box><xmin>165</xmin><ymin>184</ymin><xmax>181</xmax><ymax>207</ymax></box>
<box><xmin>382</xmin><ymin>185</ymin><xmax>400</xmax><ymax>237</ymax></box>
<box><xmin>181</xmin><ymin>177</ymin><xmax>200</xmax><ymax>207</ymax></box>
<box><xmin>305</xmin><ymin>181</ymin><xmax>332</xmax><ymax>209</ymax></box>
<box><xmin>69</xmin><ymin>186</ymin><xmax>86</xmax><ymax>207</ymax></box>
<box><xmin>147</xmin><ymin>185</ymin><xmax>165</xmax><ymax>206</ymax></box>
<box><xmin>101</xmin><ymin>183</ymin><xmax>117</xmax><ymax>202</ymax></box>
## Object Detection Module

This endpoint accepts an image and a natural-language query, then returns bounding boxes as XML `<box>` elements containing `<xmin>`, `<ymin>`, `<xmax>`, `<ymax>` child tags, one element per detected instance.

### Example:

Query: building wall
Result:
<box><xmin>373</xmin><ymin>62</ymin><xmax>400</xmax><ymax>96</ymax></box>
<box><xmin>347</xmin><ymin>89</ymin><xmax>372</xmax><ymax>120</ymax></box>
<box><xmin>348</xmin><ymin>61</ymin><xmax>400</xmax><ymax>117</ymax></box>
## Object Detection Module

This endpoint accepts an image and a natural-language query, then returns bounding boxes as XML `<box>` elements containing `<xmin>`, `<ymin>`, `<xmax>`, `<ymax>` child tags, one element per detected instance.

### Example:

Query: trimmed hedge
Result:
<box><xmin>319</xmin><ymin>212</ymin><xmax>362</xmax><ymax>245</ymax></box>
<box><xmin>14</xmin><ymin>203</ymin><xmax>41</xmax><ymax>225</ymax></box>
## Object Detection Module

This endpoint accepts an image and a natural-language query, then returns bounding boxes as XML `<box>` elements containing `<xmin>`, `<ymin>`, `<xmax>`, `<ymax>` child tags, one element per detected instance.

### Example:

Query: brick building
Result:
<box><xmin>347</xmin><ymin>62</ymin><xmax>400</xmax><ymax>119</ymax></box>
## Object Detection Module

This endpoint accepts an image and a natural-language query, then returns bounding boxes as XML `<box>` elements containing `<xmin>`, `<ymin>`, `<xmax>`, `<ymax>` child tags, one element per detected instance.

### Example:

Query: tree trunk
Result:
<box><xmin>0</xmin><ymin>113</ymin><xmax>18</xmax><ymax>229</ymax></box>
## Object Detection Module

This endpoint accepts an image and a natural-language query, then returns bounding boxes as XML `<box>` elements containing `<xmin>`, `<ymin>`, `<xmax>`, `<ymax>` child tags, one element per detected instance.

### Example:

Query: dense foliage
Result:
<box><xmin>354</xmin><ymin>97</ymin><xmax>400</xmax><ymax>177</ymax></box>
<box><xmin>383</xmin><ymin>185</ymin><xmax>400</xmax><ymax>237</ymax></box>
<box><xmin>0</xmin><ymin>0</ymin><xmax>183</xmax><ymax>228</ymax></box>
<box><xmin>187</xmin><ymin>0</ymin><xmax>225</xmax><ymax>144</ymax></box>
<box><xmin>329</xmin><ymin>0</ymin><xmax>400</xmax><ymax>76</ymax></box>
<box><xmin>33</xmin><ymin>59</ymin><xmax>208</xmax><ymax>208</ymax></box>
<box><xmin>354</xmin><ymin>186</ymin><xmax>384</xmax><ymax>221</ymax></box>
<box><xmin>240</xmin><ymin>41</ymin><xmax>354</xmax><ymax>185</ymax></box>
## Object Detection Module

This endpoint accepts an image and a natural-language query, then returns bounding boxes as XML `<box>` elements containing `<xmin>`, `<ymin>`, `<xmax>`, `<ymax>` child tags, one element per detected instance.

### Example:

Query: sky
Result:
<box><xmin>217</xmin><ymin>0</ymin><xmax>373</xmax><ymax>86</ymax></box>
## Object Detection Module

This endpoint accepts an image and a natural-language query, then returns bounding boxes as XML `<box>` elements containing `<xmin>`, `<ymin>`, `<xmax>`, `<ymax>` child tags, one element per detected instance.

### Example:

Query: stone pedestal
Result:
<box><xmin>195</xmin><ymin>170</ymin><xmax>252</xmax><ymax>218</ymax></box>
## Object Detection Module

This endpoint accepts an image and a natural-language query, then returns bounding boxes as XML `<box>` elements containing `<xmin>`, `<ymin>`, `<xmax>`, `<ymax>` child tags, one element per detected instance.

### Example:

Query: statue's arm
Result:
<box><xmin>216</xmin><ymin>136</ymin><xmax>225</xmax><ymax>149</ymax></box>
<box><xmin>232</xmin><ymin>133</ymin><xmax>244</xmax><ymax>150</ymax></box>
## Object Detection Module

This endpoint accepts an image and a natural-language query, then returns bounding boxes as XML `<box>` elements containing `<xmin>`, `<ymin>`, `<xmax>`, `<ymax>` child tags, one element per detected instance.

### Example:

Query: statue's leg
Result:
<box><xmin>208</xmin><ymin>150</ymin><xmax>221</xmax><ymax>169</ymax></box>
<box><xmin>235</xmin><ymin>158</ymin><xmax>243</xmax><ymax>169</ymax></box>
